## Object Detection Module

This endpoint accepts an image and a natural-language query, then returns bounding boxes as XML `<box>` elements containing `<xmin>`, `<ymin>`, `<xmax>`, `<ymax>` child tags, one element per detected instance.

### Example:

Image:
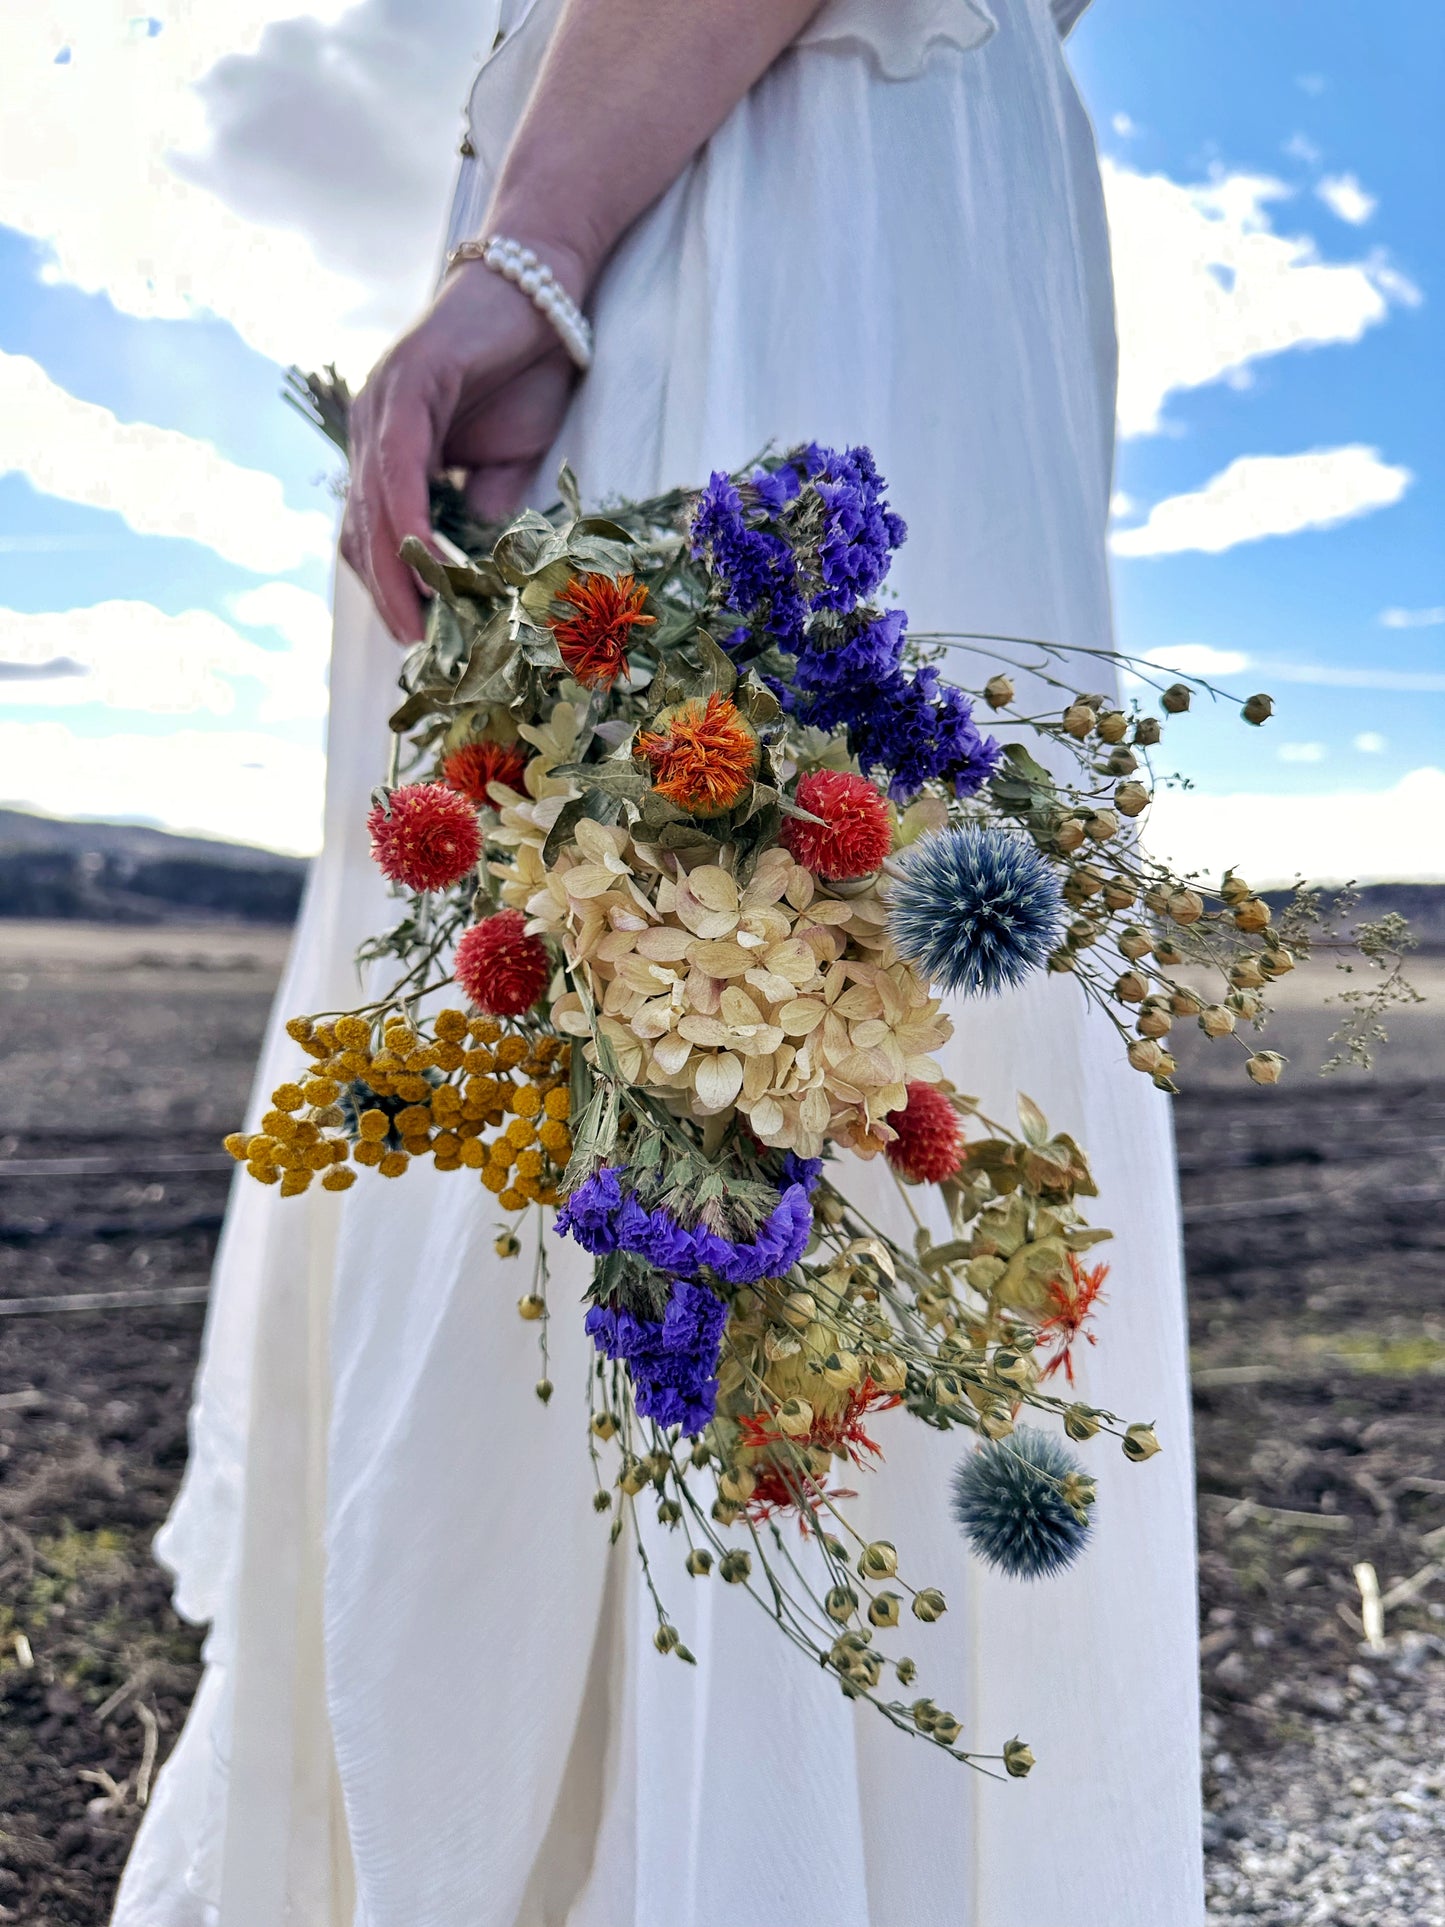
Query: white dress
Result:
<box><xmin>115</xmin><ymin>3</ymin><xmax>1204</xmax><ymax>1922</ymax></box>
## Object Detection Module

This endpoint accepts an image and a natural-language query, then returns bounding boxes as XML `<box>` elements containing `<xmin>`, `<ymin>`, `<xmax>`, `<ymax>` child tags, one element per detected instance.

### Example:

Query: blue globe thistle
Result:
<box><xmin>889</xmin><ymin>824</ymin><xmax>1063</xmax><ymax>997</ymax></box>
<box><xmin>951</xmin><ymin>1427</ymin><xmax>1093</xmax><ymax>1580</ymax></box>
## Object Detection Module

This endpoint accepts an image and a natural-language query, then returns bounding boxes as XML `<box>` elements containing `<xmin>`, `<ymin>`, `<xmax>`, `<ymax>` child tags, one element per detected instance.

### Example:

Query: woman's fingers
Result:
<box><xmin>464</xmin><ymin>458</ymin><xmax>540</xmax><ymax>524</ymax></box>
<box><xmin>340</xmin><ymin>276</ymin><xmax>573</xmax><ymax>639</ymax></box>
<box><xmin>351</xmin><ymin>379</ymin><xmax>444</xmax><ymax>643</ymax></box>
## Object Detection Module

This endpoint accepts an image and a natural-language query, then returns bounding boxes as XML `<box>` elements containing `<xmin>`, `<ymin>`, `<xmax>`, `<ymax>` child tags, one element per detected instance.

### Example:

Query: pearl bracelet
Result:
<box><xmin>446</xmin><ymin>234</ymin><xmax>593</xmax><ymax>371</ymax></box>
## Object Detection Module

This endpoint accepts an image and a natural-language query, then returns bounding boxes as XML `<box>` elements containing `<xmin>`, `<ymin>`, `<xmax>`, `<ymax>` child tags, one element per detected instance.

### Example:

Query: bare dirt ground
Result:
<box><xmin>0</xmin><ymin>920</ymin><xmax>1441</xmax><ymax>1924</ymax></box>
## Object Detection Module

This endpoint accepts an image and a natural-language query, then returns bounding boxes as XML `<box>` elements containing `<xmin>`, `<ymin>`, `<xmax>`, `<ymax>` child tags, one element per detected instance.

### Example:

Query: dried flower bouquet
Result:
<box><xmin>228</xmin><ymin>377</ymin><xmax>1415</xmax><ymax>1771</ymax></box>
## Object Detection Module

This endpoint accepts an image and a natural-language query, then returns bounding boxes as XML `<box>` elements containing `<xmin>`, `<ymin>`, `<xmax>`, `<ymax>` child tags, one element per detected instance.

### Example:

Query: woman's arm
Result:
<box><xmin>485</xmin><ymin>0</ymin><xmax>824</xmax><ymax>287</ymax></box>
<box><xmin>342</xmin><ymin>0</ymin><xmax>823</xmax><ymax>642</ymax></box>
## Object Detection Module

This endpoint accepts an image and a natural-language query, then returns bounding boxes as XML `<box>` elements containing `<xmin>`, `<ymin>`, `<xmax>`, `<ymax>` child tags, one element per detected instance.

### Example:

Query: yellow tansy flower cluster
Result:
<box><xmin>224</xmin><ymin>1008</ymin><xmax>573</xmax><ymax>1211</ymax></box>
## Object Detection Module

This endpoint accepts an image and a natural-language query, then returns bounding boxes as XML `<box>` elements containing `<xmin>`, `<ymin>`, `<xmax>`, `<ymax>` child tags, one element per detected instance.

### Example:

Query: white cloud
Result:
<box><xmin>1141</xmin><ymin>643</ymin><xmax>1251</xmax><ymax>679</ymax></box>
<box><xmin>230</xmin><ymin>582</ymin><xmax>334</xmax><ymax>721</ymax></box>
<box><xmin>0</xmin><ymin>599</ymin><xmax>329</xmax><ymax>723</ymax></box>
<box><xmin>230</xmin><ymin>582</ymin><xmax>332</xmax><ymax>654</ymax></box>
<box><xmin>1259</xmin><ymin>660</ymin><xmax>1445</xmax><ymax>695</ymax></box>
<box><xmin>0</xmin><ymin>719</ymin><xmax>325</xmax><ymax>856</ymax></box>
<box><xmin>1102</xmin><ymin>162</ymin><xmax>1415</xmax><ymax>438</ymax></box>
<box><xmin>1277</xmin><ymin>741</ymin><xmax>1326</xmax><ymax>763</ymax></box>
<box><xmin>1122</xmin><ymin>645</ymin><xmax>1445</xmax><ymax>698</ymax></box>
<box><xmin>1296</xmin><ymin>74</ymin><xmax>1327</xmax><ymax>97</ymax></box>
<box><xmin>1354</xmin><ymin>732</ymin><xmax>1387</xmax><ymax>754</ymax></box>
<box><xmin>1110</xmin><ymin>446</ymin><xmax>1411</xmax><ymax>558</ymax></box>
<box><xmin>1316</xmin><ymin>173</ymin><xmax>1377</xmax><ymax>226</ymax></box>
<box><xmin>1145</xmin><ymin>768</ymin><xmax>1445</xmax><ymax>886</ymax></box>
<box><xmin>1108</xmin><ymin>490</ymin><xmax>1137</xmax><ymax>521</ymax></box>
<box><xmin>1379</xmin><ymin>606</ymin><xmax>1445</xmax><ymax>630</ymax></box>
<box><xmin>0</xmin><ymin>352</ymin><xmax>333</xmax><ymax>574</ymax></box>
<box><xmin>1111</xmin><ymin>112</ymin><xmax>1139</xmax><ymax>139</ymax></box>
<box><xmin>0</xmin><ymin>1</ymin><xmax>488</xmax><ymax>377</ymax></box>
<box><xmin>1284</xmin><ymin>133</ymin><xmax>1322</xmax><ymax>166</ymax></box>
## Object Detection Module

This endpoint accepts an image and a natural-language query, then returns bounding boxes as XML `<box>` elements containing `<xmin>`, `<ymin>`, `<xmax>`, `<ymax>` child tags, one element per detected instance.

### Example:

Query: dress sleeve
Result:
<box><xmin>1049</xmin><ymin>0</ymin><xmax>1095</xmax><ymax>37</ymax></box>
<box><xmin>794</xmin><ymin>0</ymin><xmax>997</xmax><ymax>79</ymax></box>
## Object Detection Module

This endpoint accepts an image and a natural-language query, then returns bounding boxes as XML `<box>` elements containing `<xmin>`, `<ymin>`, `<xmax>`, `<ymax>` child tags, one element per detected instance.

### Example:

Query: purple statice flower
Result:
<box><xmin>805</xmin><ymin>446</ymin><xmax>908</xmax><ymax>615</ymax></box>
<box><xmin>695</xmin><ymin>1183</ymin><xmax>813</xmax><ymax>1286</ymax></box>
<box><xmin>750</xmin><ymin>463</ymin><xmax>804</xmax><ymax>514</ymax></box>
<box><xmin>626</xmin><ymin>1200</ymin><xmax>700</xmax><ymax>1276</ymax></box>
<box><xmin>689</xmin><ymin>471</ymin><xmax>805</xmax><ymax>652</ymax></box>
<box><xmin>585</xmin><ymin>1279</ymin><xmax>728</xmax><ymax>1434</ymax></box>
<box><xmin>812</xmin><ymin>666</ymin><xmax>1003</xmax><ymax>802</ymax></box>
<box><xmin>553</xmin><ymin>1166</ymin><xmax>626</xmax><ymax>1253</ymax></box>
<box><xmin>557</xmin><ymin>1170</ymin><xmax>812</xmax><ymax>1287</ymax></box>
<box><xmin>937</xmin><ymin>687</ymin><xmax>1007</xmax><ymax>798</ymax></box>
<box><xmin>583</xmin><ymin>1300</ymin><xmax>651</xmax><ymax>1360</ymax></box>
<box><xmin>780</xmin><ymin>1152</ymin><xmax>824</xmax><ymax>1194</ymax></box>
<box><xmin>791</xmin><ymin>608</ymin><xmax>908</xmax><ymax>693</ymax></box>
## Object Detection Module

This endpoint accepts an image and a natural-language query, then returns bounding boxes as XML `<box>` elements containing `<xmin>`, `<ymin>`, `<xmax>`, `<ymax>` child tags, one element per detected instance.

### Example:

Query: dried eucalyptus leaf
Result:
<box><xmin>578</xmin><ymin>763</ymin><xmax>652</xmax><ymax>803</ymax></box>
<box><xmin>1000</xmin><ymin>743</ymin><xmax>1055</xmax><ymax>787</ymax></box>
<box><xmin>397</xmin><ymin>534</ymin><xmax>452</xmax><ymax>597</ymax></box>
<box><xmin>1016</xmin><ymin>1093</ymin><xmax>1050</xmax><ymax>1146</ymax></box>
<box><xmin>920</xmin><ymin>1239</ymin><xmax>973</xmax><ymax>1276</ymax></box>
<box><xmin>556</xmin><ymin>462</ymin><xmax>582</xmax><ymax>520</ymax></box>
<box><xmin>567</xmin><ymin>531</ymin><xmax>634</xmax><ymax>574</ymax></box>
<box><xmin>736</xmin><ymin>676</ymin><xmax>783</xmax><ymax>727</ymax></box>
<box><xmin>388</xmin><ymin>688</ymin><xmax>445</xmax><ymax>733</ymax></box>
<box><xmin>1064</xmin><ymin>1226</ymin><xmax>1113</xmax><ymax>1251</ymax></box>
<box><xmin>443</xmin><ymin>558</ymin><xmax>505</xmax><ymax>601</ymax></box>
<box><xmin>492</xmin><ymin>514</ymin><xmax>561</xmax><ymax>582</ymax></box>
<box><xmin>517</xmin><ymin>558</ymin><xmax>579</xmax><ymax>616</ymax></box>
<box><xmin>967</xmin><ymin>1254</ymin><xmax>1006</xmax><ymax>1293</ymax></box>
<box><xmin>459</xmin><ymin>652</ymin><xmax>529</xmax><ymax>709</ymax></box>
<box><xmin>688</xmin><ymin>630</ymin><xmax>739</xmax><ymax>697</ymax></box>
<box><xmin>450</xmin><ymin>608</ymin><xmax>515</xmax><ymax>699</ymax></box>
<box><xmin>573</xmin><ymin>514</ymin><xmax>634</xmax><ymax>545</ymax></box>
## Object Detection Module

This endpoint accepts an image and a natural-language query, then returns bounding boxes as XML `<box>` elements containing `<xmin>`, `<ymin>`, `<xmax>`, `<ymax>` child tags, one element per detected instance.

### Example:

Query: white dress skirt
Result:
<box><xmin>114</xmin><ymin>2</ymin><xmax>1204</xmax><ymax>1922</ymax></box>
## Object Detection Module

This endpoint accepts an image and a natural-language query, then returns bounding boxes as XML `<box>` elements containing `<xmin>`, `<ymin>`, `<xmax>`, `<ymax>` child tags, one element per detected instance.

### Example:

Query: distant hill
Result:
<box><xmin>1262</xmin><ymin>882</ymin><xmax>1445</xmax><ymax>952</ymax></box>
<box><xmin>0</xmin><ymin>808</ymin><xmax>1440</xmax><ymax>944</ymax></box>
<box><xmin>0</xmin><ymin>809</ymin><xmax>308</xmax><ymax>925</ymax></box>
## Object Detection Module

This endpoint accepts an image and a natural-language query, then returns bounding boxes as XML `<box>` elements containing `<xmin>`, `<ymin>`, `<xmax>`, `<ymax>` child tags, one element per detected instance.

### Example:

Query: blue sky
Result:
<box><xmin>0</xmin><ymin>0</ymin><xmax>1440</xmax><ymax>876</ymax></box>
<box><xmin>1073</xmin><ymin>0</ymin><xmax>1444</xmax><ymax>828</ymax></box>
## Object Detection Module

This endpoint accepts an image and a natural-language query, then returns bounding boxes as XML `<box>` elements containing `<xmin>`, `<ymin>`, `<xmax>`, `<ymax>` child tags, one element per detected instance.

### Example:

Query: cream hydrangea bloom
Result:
<box><xmin>487</xmin><ymin>700</ymin><xmax>585</xmax><ymax>913</ymax></box>
<box><xmin>491</xmin><ymin>766</ymin><xmax>952</xmax><ymax>1154</ymax></box>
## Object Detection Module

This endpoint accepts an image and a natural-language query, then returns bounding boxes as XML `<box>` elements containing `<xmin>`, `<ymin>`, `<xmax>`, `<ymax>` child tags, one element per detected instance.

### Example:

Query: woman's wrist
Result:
<box><xmin>474</xmin><ymin>203</ymin><xmax>599</xmax><ymax>310</ymax></box>
<box><xmin>445</xmin><ymin>235</ymin><xmax>594</xmax><ymax>368</ymax></box>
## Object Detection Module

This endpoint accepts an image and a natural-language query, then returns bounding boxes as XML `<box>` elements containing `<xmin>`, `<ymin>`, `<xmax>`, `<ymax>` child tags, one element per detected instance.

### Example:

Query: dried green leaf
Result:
<box><xmin>1016</xmin><ymin>1093</ymin><xmax>1050</xmax><ymax>1146</ymax></box>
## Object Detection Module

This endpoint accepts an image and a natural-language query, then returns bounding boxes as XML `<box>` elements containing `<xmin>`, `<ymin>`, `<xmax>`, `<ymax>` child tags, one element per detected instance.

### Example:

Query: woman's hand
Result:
<box><xmin>342</xmin><ymin>0</ymin><xmax>823</xmax><ymax>642</ymax></box>
<box><xmin>339</xmin><ymin>251</ymin><xmax>584</xmax><ymax>643</ymax></box>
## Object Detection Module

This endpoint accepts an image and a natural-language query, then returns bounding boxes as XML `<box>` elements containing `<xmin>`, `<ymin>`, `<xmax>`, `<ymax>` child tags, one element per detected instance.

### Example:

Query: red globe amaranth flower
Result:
<box><xmin>635</xmin><ymin>692</ymin><xmax>760</xmax><ymax>818</ymax></box>
<box><xmin>884</xmin><ymin>1081</ymin><xmax>964</xmax><ymax>1184</ymax></box>
<box><xmin>781</xmin><ymin>768</ymin><xmax>892</xmax><ymax>881</ymax></box>
<box><xmin>550</xmin><ymin>572</ymin><xmax>656</xmax><ymax>689</ymax></box>
<box><xmin>367</xmin><ymin>783</ymin><xmax>481</xmax><ymax>893</ymax></box>
<box><xmin>454</xmin><ymin>910</ymin><xmax>551</xmax><ymax>1016</ymax></box>
<box><xmin>441</xmin><ymin>739</ymin><xmax>528</xmax><ymax>806</ymax></box>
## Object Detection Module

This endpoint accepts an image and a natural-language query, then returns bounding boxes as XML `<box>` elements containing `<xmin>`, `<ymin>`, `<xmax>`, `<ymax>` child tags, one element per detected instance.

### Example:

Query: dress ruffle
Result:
<box><xmin>795</xmin><ymin>0</ymin><xmax>997</xmax><ymax>78</ymax></box>
<box><xmin>462</xmin><ymin>0</ymin><xmax>1004</xmax><ymax>184</ymax></box>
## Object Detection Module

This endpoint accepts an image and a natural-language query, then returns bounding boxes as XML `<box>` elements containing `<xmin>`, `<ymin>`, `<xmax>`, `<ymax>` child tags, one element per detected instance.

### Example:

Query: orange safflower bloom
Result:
<box><xmin>1037</xmin><ymin>1252</ymin><xmax>1109</xmax><ymax>1384</ymax></box>
<box><xmin>441</xmin><ymin>738</ymin><xmax>528</xmax><ymax>805</ymax></box>
<box><xmin>635</xmin><ymin>692</ymin><xmax>760</xmax><ymax>818</ymax></box>
<box><xmin>738</xmin><ymin>1379</ymin><xmax>901</xmax><ymax>1521</ymax></box>
<box><xmin>549</xmin><ymin>572</ymin><xmax>655</xmax><ymax>689</ymax></box>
